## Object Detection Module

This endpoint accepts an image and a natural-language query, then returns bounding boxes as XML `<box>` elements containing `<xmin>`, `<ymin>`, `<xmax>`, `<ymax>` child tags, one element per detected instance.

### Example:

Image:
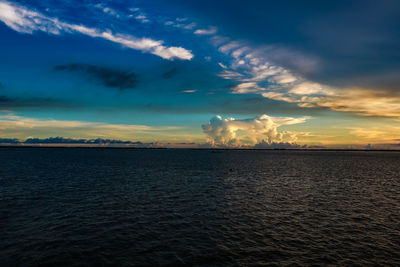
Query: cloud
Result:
<box><xmin>230</xmin><ymin>82</ymin><xmax>264</xmax><ymax>94</ymax></box>
<box><xmin>0</xmin><ymin>95</ymin><xmax>10</xmax><ymax>102</ymax></box>
<box><xmin>54</xmin><ymin>63</ymin><xmax>137</xmax><ymax>90</ymax></box>
<box><xmin>218</xmin><ymin>70</ymin><xmax>243</xmax><ymax>80</ymax></box>
<box><xmin>164</xmin><ymin>19</ymin><xmax>197</xmax><ymax>30</ymax></box>
<box><xmin>314</xmin><ymin>89</ymin><xmax>400</xmax><ymax>117</ymax></box>
<box><xmin>129</xmin><ymin>7</ymin><xmax>140</xmax><ymax>12</ymax></box>
<box><xmin>125</xmin><ymin>7</ymin><xmax>151</xmax><ymax>23</ymax></box>
<box><xmin>201</xmin><ymin>114</ymin><xmax>308</xmax><ymax>147</ymax></box>
<box><xmin>0</xmin><ymin>113</ymin><xmax>179</xmax><ymax>140</ymax></box>
<box><xmin>162</xmin><ymin>67</ymin><xmax>179</xmax><ymax>79</ymax></box>
<box><xmin>254</xmin><ymin>140</ymin><xmax>306</xmax><ymax>149</ymax></box>
<box><xmin>208</xmin><ymin>38</ymin><xmax>321</xmax><ymax>101</ymax></box>
<box><xmin>127</xmin><ymin>7</ymin><xmax>150</xmax><ymax>23</ymax></box>
<box><xmin>25</xmin><ymin>137</ymin><xmax>121</xmax><ymax>144</ymax></box>
<box><xmin>210</xmin><ymin>35</ymin><xmax>400</xmax><ymax>118</ymax></box>
<box><xmin>218</xmin><ymin>62</ymin><xmax>227</xmax><ymax>69</ymax></box>
<box><xmin>349</xmin><ymin>125</ymin><xmax>400</xmax><ymax>142</ymax></box>
<box><xmin>194</xmin><ymin>26</ymin><xmax>217</xmax><ymax>35</ymax></box>
<box><xmin>288</xmin><ymin>82</ymin><xmax>326</xmax><ymax>95</ymax></box>
<box><xmin>134</xmin><ymin>14</ymin><xmax>150</xmax><ymax>23</ymax></box>
<box><xmin>0</xmin><ymin>1</ymin><xmax>193</xmax><ymax>60</ymax></box>
<box><xmin>94</xmin><ymin>3</ymin><xmax>120</xmax><ymax>18</ymax></box>
<box><xmin>23</xmin><ymin>137</ymin><xmax>156</xmax><ymax>147</ymax></box>
<box><xmin>0</xmin><ymin>138</ymin><xmax>19</xmax><ymax>143</ymax></box>
<box><xmin>0</xmin><ymin>136</ymin><xmax>161</xmax><ymax>147</ymax></box>
<box><xmin>0</xmin><ymin>95</ymin><xmax>79</xmax><ymax>109</ymax></box>
<box><xmin>219</xmin><ymin>41</ymin><xmax>242</xmax><ymax>54</ymax></box>
<box><xmin>181</xmin><ymin>90</ymin><xmax>196</xmax><ymax>93</ymax></box>
<box><xmin>0</xmin><ymin>1</ymin><xmax>61</xmax><ymax>34</ymax></box>
<box><xmin>262</xmin><ymin>88</ymin><xmax>400</xmax><ymax>117</ymax></box>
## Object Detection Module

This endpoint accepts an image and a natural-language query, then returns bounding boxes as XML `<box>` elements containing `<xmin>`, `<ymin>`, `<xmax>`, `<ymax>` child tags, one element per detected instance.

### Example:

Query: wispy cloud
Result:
<box><xmin>0</xmin><ymin>1</ymin><xmax>193</xmax><ymax>60</ymax></box>
<box><xmin>315</xmin><ymin>89</ymin><xmax>400</xmax><ymax>117</ymax></box>
<box><xmin>0</xmin><ymin>95</ymin><xmax>79</xmax><ymax>109</ymax></box>
<box><xmin>164</xmin><ymin>19</ymin><xmax>196</xmax><ymax>30</ymax></box>
<box><xmin>218</xmin><ymin>62</ymin><xmax>227</xmax><ymax>69</ymax></box>
<box><xmin>210</xmin><ymin>35</ymin><xmax>400</xmax><ymax>118</ymax></box>
<box><xmin>349</xmin><ymin>125</ymin><xmax>400</xmax><ymax>145</ymax></box>
<box><xmin>94</xmin><ymin>3</ymin><xmax>120</xmax><ymax>18</ymax></box>
<box><xmin>218</xmin><ymin>70</ymin><xmax>243</xmax><ymax>80</ymax></box>
<box><xmin>0</xmin><ymin>112</ymin><xmax>179</xmax><ymax>140</ymax></box>
<box><xmin>133</xmin><ymin>14</ymin><xmax>150</xmax><ymax>23</ymax></box>
<box><xmin>181</xmin><ymin>90</ymin><xmax>196</xmax><ymax>93</ymax></box>
<box><xmin>194</xmin><ymin>26</ymin><xmax>217</xmax><ymax>35</ymax></box>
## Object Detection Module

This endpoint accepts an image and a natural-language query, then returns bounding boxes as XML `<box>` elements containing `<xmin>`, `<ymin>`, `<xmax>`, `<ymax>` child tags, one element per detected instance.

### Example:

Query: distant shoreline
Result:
<box><xmin>0</xmin><ymin>145</ymin><xmax>399</xmax><ymax>152</ymax></box>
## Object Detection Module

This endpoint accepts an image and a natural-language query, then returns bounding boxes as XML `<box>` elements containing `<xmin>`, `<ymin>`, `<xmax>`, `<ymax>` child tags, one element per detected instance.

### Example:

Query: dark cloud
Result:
<box><xmin>162</xmin><ymin>67</ymin><xmax>180</xmax><ymax>79</ymax></box>
<box><xmin>24</xmin><ymin>137</ymin><xmax>137</xmax><ymax>144</ymax></box>
<box><xmin>254</xmin><ymin>141</ymin><xmax>307</xmax><ymax>149</ymax></box>
<box><xmin>0</xmin><ymin>138</ymin><xmax>20</xmax><ymax>144</ymax></box>
<box><xmin>0</xmin><ymin>96</ymin><xmax>12</xmax><ymax>103</ymax></box>
<box><xmin>0</xmin><ymin>136</ymin><xmax>162</xmax><ymax>147</ymax></box>
<box><xmin>254</xmin><ymin>142</ymin><xmax>327</xmax><ymax>150</ymax></box>
<box><xmin>54</xmin><ymin>63</ymin><xmax>138</xmax><ymax>90</ymax></box>
<box><xmin>0</xmin><ymin>95</ymin><xmax>79</xmax><ymax>109</ymax></box>
<box><xmin>20</xmin><ymin>137</ymin><xmax>159</xmax><ymax>147</ymax></box>
<box><xmin>198</xmin><ymin>141</ymin><xmax>309</xmax><ymax>149</ymax></box>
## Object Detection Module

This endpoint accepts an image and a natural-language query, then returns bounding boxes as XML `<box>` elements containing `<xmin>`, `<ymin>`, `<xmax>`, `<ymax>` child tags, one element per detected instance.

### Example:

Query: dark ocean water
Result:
<box><xmin>1</xmin><ymin>148</ymin><xmax>400</xmax><ymax>266</ymax></box>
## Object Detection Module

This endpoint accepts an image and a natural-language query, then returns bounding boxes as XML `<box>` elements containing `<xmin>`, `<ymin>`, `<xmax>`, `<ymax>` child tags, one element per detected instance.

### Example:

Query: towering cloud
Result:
<box><xmin>202</xmin><ymin>114</ymin><xmax>308</xmax><ymax>147</ymax></box>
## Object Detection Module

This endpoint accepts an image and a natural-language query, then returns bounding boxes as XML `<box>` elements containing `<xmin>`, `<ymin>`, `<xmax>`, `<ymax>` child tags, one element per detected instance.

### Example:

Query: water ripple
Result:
<box><xmin>1</xmin><ymin>149</ymin><xmax>400</xmax><ymax>265</ymax></box>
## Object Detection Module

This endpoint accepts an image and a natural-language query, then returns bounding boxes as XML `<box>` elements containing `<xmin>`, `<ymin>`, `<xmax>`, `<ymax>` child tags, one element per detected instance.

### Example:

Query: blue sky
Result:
<box><xmin>0</xmin><ymin>0</ymin><xmax>399</xmax><ymax>148</ymax></box>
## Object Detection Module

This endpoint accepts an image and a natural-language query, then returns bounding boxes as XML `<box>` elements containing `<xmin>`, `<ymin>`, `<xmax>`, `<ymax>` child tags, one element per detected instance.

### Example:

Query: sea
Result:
<box><xmin>1</xmin><ymin>148</ymin><xmax>399</xmax><ymax>266</ymax></box>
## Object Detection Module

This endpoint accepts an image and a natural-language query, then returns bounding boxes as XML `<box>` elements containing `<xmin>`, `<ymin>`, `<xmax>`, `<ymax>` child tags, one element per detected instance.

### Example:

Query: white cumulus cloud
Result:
<box><xmin>202</xmin><ymin>114</ymin><xmax>308</xmax><ymax>147</ymax></box>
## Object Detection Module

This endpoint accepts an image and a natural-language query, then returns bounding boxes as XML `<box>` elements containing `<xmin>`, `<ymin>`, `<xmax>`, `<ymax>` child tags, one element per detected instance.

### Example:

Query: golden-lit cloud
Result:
<box><xmin>349</xmin><ymin>126</ymin><xmax>400</xmax><ymax>143</ymax></box>
<box><xmin>210</xmin><ymin>32</ymin><xmax>400</xmax><ymax>119</ymax></box>
<box><xmin>316</xmin><ymin>89</ymin><xmax>400</xmax><ymax>118</ymax></box>
<box><xmin>0</xmin><ymin>113</ymin><xmax>180</xmax><ymax>140</ymax></box>
<box><xmin>262</xmin><ymin>88</ymin><xmax>400</xmax><ymax>118</ymax></box>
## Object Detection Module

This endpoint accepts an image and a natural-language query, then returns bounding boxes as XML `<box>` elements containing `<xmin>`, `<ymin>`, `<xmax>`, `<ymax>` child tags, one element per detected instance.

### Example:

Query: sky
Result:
<box><xmin>0</xmin><ymin>0</ymin><xmax>399</xmax><ymax>148</ymax></box>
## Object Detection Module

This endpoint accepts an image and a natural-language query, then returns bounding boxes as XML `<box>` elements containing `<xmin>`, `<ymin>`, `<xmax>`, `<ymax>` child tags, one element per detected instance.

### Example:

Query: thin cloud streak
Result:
<box><xmin>0</xmin><ymin>1</ymin><xmax>193</xmax><ymax>60</ymax></box>
<box><xmin>0</xmin><ymin>112</ymin><xmax>180</xmax><ymax>140</ymax></box>
<box><xmin>194</xmin><ymin>26</ymin><xmax>217</xmax><ymax>35</ymax></box>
